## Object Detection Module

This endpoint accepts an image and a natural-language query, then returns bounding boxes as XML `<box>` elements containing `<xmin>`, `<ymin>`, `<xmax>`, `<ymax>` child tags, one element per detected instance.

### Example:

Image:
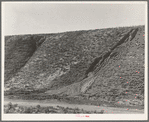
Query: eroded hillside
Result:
<box><xmin>5</xmin><ymin>35</ymin><xmax>46</xmax><ymax>82</ymax></box>
<box><xmin>5</xmin><ymin>25</ymin><xmax>145</xmax><ymax>107</ymax></box>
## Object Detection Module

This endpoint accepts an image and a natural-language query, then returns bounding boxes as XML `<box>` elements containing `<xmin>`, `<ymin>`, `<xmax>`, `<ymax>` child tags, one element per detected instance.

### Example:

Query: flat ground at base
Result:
<box><xmin>4</xmin><ymin>97</ymin><xmax>144</xmax><ymax>114</ymax></box>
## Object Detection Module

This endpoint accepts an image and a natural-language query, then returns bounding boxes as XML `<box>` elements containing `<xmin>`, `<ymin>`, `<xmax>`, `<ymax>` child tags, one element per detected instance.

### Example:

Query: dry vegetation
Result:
<box><xmin>5</xmin><ymin>25</ymin><xmax>145</xmax><ymax>112</ymax></box>
<box><xmin>4</xmin><ymin>102</ymin><xmax>104</xmax><ymax>114</ymax></box>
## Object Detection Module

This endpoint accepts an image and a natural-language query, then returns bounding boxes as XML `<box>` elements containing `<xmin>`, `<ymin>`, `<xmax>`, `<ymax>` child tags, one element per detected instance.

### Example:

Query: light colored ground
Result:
<box><xmin>4</xmin><ymin>97</ymin><xmax>144</xmax><ymax>114</ymax></box>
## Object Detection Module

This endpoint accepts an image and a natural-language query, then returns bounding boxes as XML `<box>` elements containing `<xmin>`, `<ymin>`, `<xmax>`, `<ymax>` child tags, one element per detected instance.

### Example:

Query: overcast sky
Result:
<box><xmin>3</xmin><ymin>2</ymin><xmax>146</xmax><ymax>35</ymax></box>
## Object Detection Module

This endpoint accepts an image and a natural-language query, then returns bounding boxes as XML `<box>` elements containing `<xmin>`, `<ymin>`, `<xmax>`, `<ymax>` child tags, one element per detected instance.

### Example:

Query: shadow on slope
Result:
<box><xmin>5</xmin><ymin>35</ymin><xmax>46</xmax><ymax>82</ymax></box>
<box><xmin>44</xmin><ymin>26</ymin><xmax>144</xmax><ymax>108</ymax></box>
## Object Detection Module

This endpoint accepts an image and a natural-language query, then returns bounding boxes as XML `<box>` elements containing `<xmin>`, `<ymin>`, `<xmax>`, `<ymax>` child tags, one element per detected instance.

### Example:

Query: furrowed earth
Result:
<box><xmin>4</xmin><ymin>25</ymin><xmax>145</xmax><ymax>114</ymax></box>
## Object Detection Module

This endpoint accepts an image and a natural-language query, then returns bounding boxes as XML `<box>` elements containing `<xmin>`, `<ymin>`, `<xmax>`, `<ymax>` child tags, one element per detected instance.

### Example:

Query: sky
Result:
<box><xmin>3</xmin><ymin>2</ymin><xmax>146</xmax><ymax>36</ymax></box>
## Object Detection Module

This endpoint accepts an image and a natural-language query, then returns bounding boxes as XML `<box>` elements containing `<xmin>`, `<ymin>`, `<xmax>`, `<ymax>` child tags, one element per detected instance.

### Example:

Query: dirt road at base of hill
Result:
<box><xmin>4</xmin><ymin>97</ymin><xmax>144</xmax><ymax>114</ymax></box>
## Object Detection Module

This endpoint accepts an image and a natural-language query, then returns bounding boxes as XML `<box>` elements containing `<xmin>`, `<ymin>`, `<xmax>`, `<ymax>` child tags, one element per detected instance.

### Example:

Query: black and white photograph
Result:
<box><xmin>1</xmin><ymin>1</ymin><xmax>148</xmax><ymax>121</ymax></box>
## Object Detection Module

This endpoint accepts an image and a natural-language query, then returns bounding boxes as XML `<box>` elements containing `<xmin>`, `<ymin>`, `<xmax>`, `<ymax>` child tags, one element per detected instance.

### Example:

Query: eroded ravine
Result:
<box><xmin>80</xmin><ymin>28</ymin><xmax>139</xmax><ymax>94</ymax></box>
<box><xmin>45</xmin><ymin>28</ymin><xmax>139</xmax><ymax>96</ymax></box>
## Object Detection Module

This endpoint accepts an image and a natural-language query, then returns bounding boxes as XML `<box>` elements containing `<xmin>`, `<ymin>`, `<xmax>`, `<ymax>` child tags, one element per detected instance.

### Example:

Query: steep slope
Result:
<box><xmin>5</xmin><ymin>26</ymin><xmax>133</xmax><ymax>91</ymax></box>
<box><xmin>4</xmin><ymin>25</ymin><xmax>145</xmax><ymax>107</ymax></box>
<box><xmin>44</xmin><ymin>26</ymin><xmax>145</xmax><ymax>106</ymax></box>
<box><xmin>5</xmin><ymin>35</ymin><xmax>46</xmax><ymax>82</ymax></box>
<box><xmin>84</xmin><ymin>27</ymin><xmax>144</xmax><ymax>105</ymax></box>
